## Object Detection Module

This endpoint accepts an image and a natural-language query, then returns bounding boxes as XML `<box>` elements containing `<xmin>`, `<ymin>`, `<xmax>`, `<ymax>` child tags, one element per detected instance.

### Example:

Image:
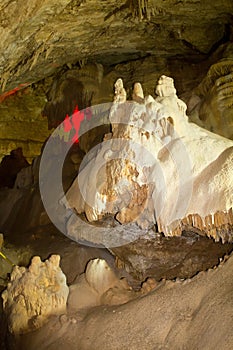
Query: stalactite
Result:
<box><xmin>171</xmin><ymin>209</ymin><xmax>233</xmax><ymax>243</ymax></box>
<box><xmin>129</xmin><ymin>0</ymin><xmax>150</xmax><ymax>20</ymax></box>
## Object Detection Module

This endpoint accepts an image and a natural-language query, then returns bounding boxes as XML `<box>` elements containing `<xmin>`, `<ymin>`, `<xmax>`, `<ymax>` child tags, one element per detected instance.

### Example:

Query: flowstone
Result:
<box><xmin>65</xmin><ymin>75</ymin><xmax>233</xmax><ymax>243</ymax></box>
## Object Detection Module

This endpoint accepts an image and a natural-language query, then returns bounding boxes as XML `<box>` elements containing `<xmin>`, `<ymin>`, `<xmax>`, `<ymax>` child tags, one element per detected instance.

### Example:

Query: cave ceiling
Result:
<box><xmin>0</xmin><ymin>0</ymin><xmax>233</xmax><ymax>94</ymax></box>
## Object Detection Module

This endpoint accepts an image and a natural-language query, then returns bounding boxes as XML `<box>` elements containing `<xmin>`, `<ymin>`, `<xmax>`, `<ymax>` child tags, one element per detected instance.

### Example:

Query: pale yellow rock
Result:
<box><xmin>132</xmin><ymin>82</ymin><xmax>144</xmax><ymax>103</ymax></box>
<box><xmin>67</xmin><ymin>259</ymin><xmax>134</xmax><ymax>311</ymax></box>
<box><xmin>1</xmin><ymin>255</ymin><xmax>69</xmax><ymax>334</ymax></box>
<box><xmin>113</xmin><ymin>78</ymin><xmax>127</xmax><ymax>103</ymax></box>
<box><xmin>64</xmin><ymin>74</ymin><xmax>233</xmax><ymax>245</ymax></box>
<box><xmin>85</xmin><ymin>258</ymin><xmax>119</xmax><ymax>295</ymax></box>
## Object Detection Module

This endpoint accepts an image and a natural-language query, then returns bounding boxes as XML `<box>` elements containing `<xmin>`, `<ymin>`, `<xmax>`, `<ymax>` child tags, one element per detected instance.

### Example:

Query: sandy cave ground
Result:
<box><xmin>19</xmin><ymin>252</ymin><xmax>233</xmax><ymax>350</ymax></box>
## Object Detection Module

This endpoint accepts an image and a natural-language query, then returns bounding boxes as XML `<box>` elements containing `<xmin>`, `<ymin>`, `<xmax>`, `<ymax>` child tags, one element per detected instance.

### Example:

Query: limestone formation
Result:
<box><xmin>155</xmin><ymin>75</ymin><xmax>176</xmax><ymax>97</ymax></box>
<box><xmin>18</xmin><ymin>252</ymin><xmax>233</xmax><ymax>350</ymax></box>
<box><xmin>113</xmin><ymin>78</ymin><xmax>127</xmax><ymax>104</ymax></box>
<box><xmin>85</xmin><ymin>258</ymin><xmax>120</xmax><ymax>295</ymax></box>
<box><xmin>64</xmin><ymin>75</ymin><xmax>233</xmax><ymax>244</ymax></box>
<box><xmin>68</xmin><ymin>258</ymin><xmax>134</xmax><ymax>311</ymax></box>
<box><xmin>132</xmin><ymin>82</ymin><xmax>144</xmax><ymax>103</ymax></box>
<box><xmin>42</xmin><ymin>64</ymin><xmax>104</xmax><ymax>129</ymax></box>
<box><xmin>2</xmin><ymin>255</ymin><xmax>69</xmax><ymax>334</ymax></box>
<box><xmin>188</xmin><ymin>43</ymin><xmax>233</xmax><ymax>140</ymax></box>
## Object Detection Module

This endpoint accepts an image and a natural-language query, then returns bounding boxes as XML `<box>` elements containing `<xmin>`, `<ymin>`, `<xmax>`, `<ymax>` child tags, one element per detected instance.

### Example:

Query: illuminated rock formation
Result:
<box><xmin>132</xmin><ymin>82</ymin><xmax>144</xmax><ymax>103</ymax></box>
<box><xmin>68</xmin><ymin>258</ymin><xmax>134</xmax><ymax>310</ymax></box>
<box><xmin>2</xmin><ymin>255</ymin><xmax>69</xmax><ymax>334</ymax></box>
<box><xmin>113</xmin><ymin>78</ymin><xmax>127</xmax><ymax>104</ymax></box>
<box><xmin>188</xmin><ymin>43</ymin><xmax>233</xmax><ymax>140</ymax></box>
<box><xmin>65</xmin><ymin>75</ymin><xmax>233</xmax><ymax>244</ymax></box>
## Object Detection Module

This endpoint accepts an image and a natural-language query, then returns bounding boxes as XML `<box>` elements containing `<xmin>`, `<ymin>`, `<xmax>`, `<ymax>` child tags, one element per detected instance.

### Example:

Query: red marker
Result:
<box><xmin>71</xmin><ymin>105</ymin><xmax>85</xmax><ymax>143</ymax></box>
<box><xmin>63</xmin><ymin>114</ymin><xmax>72</xmax><ymax>132</ymax></box>
<box><xmin>62</xmin><ymin>105</ymin><xmax>92</xmax><ymax>143</ymax></box>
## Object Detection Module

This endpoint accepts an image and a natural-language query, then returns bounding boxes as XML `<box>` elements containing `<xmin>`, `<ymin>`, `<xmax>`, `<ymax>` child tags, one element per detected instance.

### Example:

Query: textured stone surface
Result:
<box><xmin>65</xmin><ymin>75</ymin><xmax>233</xmax><ymax>243</ymax></box>
<box><xmin>13</xmin><ymin>253</ymin><xmax>233</xmax><ymax>350</ymax></box>
<box><xmin>0</xmin><ymin>0</ymin><xmax>232</xmax><ymax>164</ymax></box>
<box><xmin>2</xmin><ymin>255</ymin><xmax>69</xmax><ymax>334</ymax></box>
<box><xmin>187</xmin><ymin>43</ymin><xmax>233</xmax><ymax>139</ymax></box>
<box><xmin>0</xmin><ymin>86</ymin><xmax>50</xmax><ymax>162</ymax></box>
<box><xmin>0</xmin><ymin>0</ymin><xmax>233</xmax><ymax>93</ymax></box>
<box><xmin>111</xmin><ymin>231</ymin><xmax>233</xmax><ymax>281</ymax></box>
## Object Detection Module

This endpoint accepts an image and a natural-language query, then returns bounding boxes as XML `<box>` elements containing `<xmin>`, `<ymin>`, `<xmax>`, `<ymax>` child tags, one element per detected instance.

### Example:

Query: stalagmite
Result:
<box><xmin>113</xmin><ymin>78</ymin><xmax>127</xmax><ymax>104</ymax></box>
<box><xmin>132</xmin><ymin>82</ymin><xmax>144</xmax><ymax>103</ymax></box>
<box><xmin>1</xmin><ymin>255</ymin><xmax>69</xmax><ymax>334</ymax></box>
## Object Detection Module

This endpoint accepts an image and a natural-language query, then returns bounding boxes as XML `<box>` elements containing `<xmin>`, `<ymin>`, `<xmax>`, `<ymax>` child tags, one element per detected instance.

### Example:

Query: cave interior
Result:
<box><xmin>0</xmin><ymin>1</ymin><xmax>233</xmax><ymax>349</ymax></box>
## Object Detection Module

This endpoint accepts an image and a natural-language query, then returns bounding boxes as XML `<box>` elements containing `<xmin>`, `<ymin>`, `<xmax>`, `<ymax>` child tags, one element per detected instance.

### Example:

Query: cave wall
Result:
<box><xmin>0</xmin><ymin>0</ymin><xmax>233</xmax><ymax>161</ymax></box>
<box><xmin>0</xmin><ymin>45</ymin><xmax>231</xmax><ymax>164</ymax></box>
<box><xmin>0</xmin><ymin>86</ymin><xmax>50</xmax><ymax>162</ymax></box>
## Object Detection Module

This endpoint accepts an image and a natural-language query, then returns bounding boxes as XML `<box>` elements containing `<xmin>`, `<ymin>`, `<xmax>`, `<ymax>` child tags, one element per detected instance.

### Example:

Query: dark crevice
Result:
<box><xmin>207</xmin><ymin>22</ymin><xmax>233</xmax><ymax>57</ymax></box>
<box><xmin>181</xmin><ymin>39</ymin><xmax>205</xmax><ymax>55</ymax></box>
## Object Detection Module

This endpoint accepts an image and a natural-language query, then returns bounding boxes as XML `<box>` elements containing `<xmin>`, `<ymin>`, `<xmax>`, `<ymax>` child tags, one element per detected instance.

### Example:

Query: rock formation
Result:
<box><xmin>0</xmin><ymin>148</ymin><xmax>29</xmax><ymax>188</ymax></box>
<box><xmin>18</xmin><ymin>252</ymin><xmax>233</xmax><ymax>350</ymax></box>
<box><xmin>64</xmin><ymin>75</ymin><xmax>233</xmax><ymax>245</ymax></box>
<box><xmin>1</xmin><ymin>0</ymin><xmax>232</xmax><ymax>94</ymax></box>
<box><xmin>188</xmin><ymin>43</ymin><xmax>233</xmax><ymax>140</ymax></box>
<box><xmin>42</xmin><ymin>64</ymin><xmax>104</xmax><ymax>129</ymax></box>
<box><xmin>113</xmin><ymin>78</ymin><xmax>127</xmax><ymax>104</ymax></box>
<box><xmin>68</xmin><ymin>258</ymin><xmax>135</xmax><ymax>311</ymax></box>
<box><xmin>0</xmin><ymin>2</ymin><xmax>233</xmax><ymax>348</ymax></box>
<box><xmin>2</xmin><ymin>255</ymin><xmax>69</xmax><ymax>334</ymax></box>
<box><xmin>0</xmin><ymin>86</ymin><xmax>51</xmax><ymax>163</ymax></box>
<box><xmin>0</xmin><ymin>0</ymin><xmax>232</xmax><ymax>167</ymax></box>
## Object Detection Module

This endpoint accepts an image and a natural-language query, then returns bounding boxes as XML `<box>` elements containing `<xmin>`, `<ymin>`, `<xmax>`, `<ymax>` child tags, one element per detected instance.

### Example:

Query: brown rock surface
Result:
<box><xmin>0</xmin><ymin>148</ymin><xmax>29</xmax><ymax>188</ymax></box>
<box><xmin>0</xmin><ymin>86</ymin><xmax>50</xmax><ymax>162</ymax></box>
<box><xmin>111</xmin><ymin>231</ymin><xmax>233</xmax><ymax>282</ymax></box>
<box><xmin>1</xmin><ymin>0</ymin><xmax>233</xmax><ymax>93</ymax></box>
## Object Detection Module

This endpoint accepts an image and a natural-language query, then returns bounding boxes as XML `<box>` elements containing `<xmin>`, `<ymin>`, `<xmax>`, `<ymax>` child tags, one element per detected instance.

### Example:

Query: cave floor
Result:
<box><xmin>0</xmin><ymin>223</ymin><xmax>233</xmax><ymax>349</ymax></box>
